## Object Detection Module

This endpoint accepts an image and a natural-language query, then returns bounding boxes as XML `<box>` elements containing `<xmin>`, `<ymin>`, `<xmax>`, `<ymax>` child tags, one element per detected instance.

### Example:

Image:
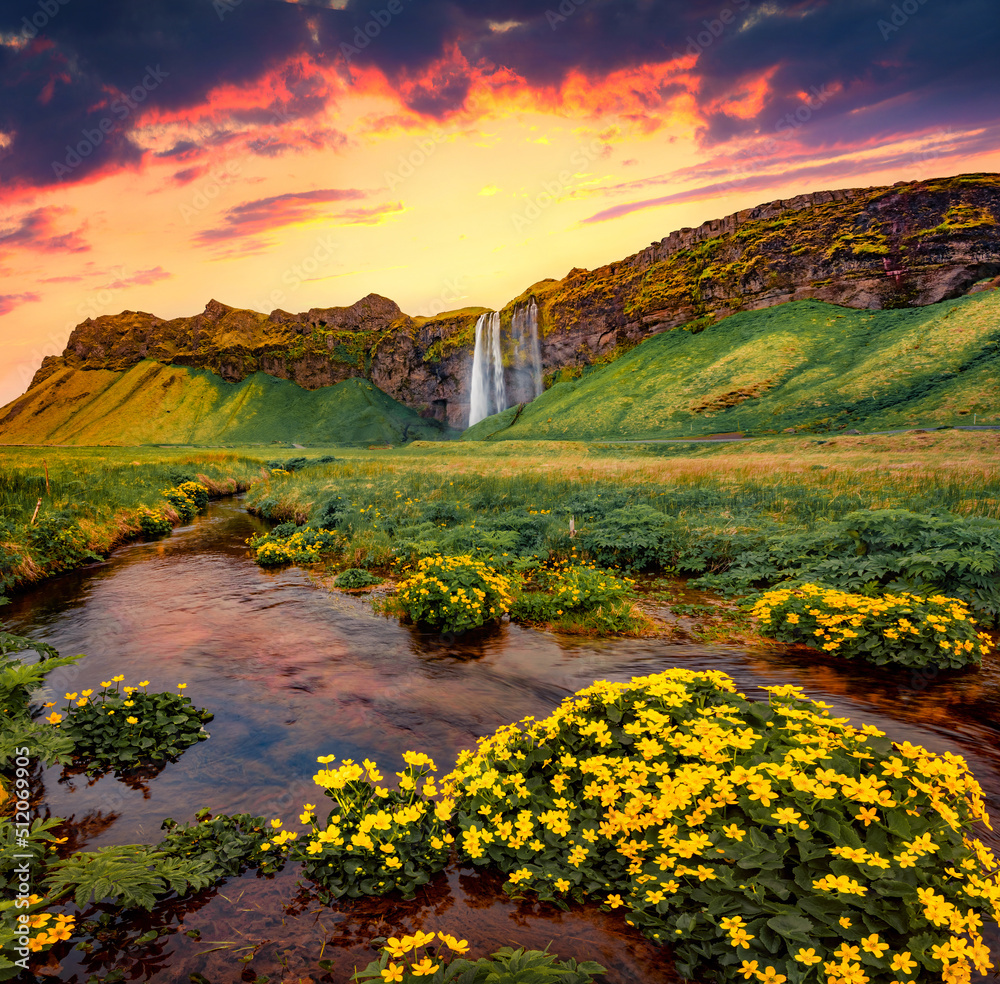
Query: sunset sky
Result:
<box><xmin>1</xmin><ymin>0</ymin><xmax>999</xmax><ymax>407</ymax></box>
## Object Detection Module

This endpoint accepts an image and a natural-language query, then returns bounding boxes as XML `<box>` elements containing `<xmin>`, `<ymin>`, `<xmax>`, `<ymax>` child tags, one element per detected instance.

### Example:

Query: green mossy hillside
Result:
<box><xmin>464</xmin><ymin>292</ymin><xmax>1000</xmax><ymax>441</ymax></box>
<box><xmin>0</xmin><ymin>361</ymin><xmax>448</xmax><ymax>446</ymax></box>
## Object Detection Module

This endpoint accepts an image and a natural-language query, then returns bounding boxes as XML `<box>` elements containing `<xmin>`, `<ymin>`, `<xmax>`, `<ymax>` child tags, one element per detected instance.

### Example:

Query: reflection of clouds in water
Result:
<box><xmin>9</xmin><ymin>498</ymin><xmax>1000</xmax><ymax>981</ymax></box>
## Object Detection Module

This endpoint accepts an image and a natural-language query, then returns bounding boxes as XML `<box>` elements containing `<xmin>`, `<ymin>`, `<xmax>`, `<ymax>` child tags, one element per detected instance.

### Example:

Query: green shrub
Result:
<box><xmin>334</xmin><ymin>568</ymin><xmax>384</xmax><ymax>589</ymax></box>
<box><xmin>510</xmin><ymin>564</ymin><xmax>645</xmax><ymax>635</ymax></box>
<box><xmin>578</xmin><ymin>504</ymin><xmax>683</xmax><ymax>570</ymax></box>
<box><xmin>137</xmin><ymin>508</ymin><xmax>173</xmax><ymax>539</ymax></box>
<box><xmin>283</xmin><ymin>752</ymin><xmax>452</xmax><ymax>900</ymax></box>
<box><xmin>439</xmin><ymin>669</ymin><xmax>1000</xmax><ymax>984</ymax></box>
<box><xmin>161</xmin><ymin>482</ymin><xmax>209</xmax><ymax>522</ymax></box>
<box><xmin>25</xmin><ymin>514</ymin><xmax>100</xmax><ymax>573</ymax></box>
<box><xmin>391</xmin><ymin>555</ymin><xmax>513</xmax><ymax>635</ymax></box>
<box><xmin>56</xmin><ymin>679</ymin><xmax>212</xmax><ymax>772</ymax></box>
<box><xmin>751</xmin><ymin>583</ymin><xmax>993</xmax><ymax>669</ymax></box>
<box><xmin>353</xmin><ymin>937</ymin><xmax>607</xmax><ymax>983</ymax></box>
<box><xmin>696</xmin><ymin>510</ymin><xmax>1000</xmax><ymax>623</ymax></box>
<box><xmin>249</xmin><ymin>527</ymin><xmax>341</xmax><ymax>567</ymax></box>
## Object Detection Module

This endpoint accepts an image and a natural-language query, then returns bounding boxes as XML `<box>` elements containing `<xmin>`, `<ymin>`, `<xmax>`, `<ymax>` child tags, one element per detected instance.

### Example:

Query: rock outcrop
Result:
<box><xmin>21</xmin><ymin>173</ymin><xmax>1000</xmax><ymax>429</ymax></box>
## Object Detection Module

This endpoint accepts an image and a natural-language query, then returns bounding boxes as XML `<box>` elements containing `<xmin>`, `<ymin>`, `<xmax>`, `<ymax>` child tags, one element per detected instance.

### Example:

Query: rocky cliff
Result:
<box><xmin>20</xmin><ymin>172</ymin><xmax>1000</xmax><ymax>430</ymax></box>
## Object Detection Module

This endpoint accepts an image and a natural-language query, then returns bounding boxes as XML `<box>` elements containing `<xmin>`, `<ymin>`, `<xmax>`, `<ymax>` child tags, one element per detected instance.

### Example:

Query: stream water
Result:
<box><xmin>7</xmin><ymin>498</ymin><xmax>1000</xmax><ymax>982</ymax></box>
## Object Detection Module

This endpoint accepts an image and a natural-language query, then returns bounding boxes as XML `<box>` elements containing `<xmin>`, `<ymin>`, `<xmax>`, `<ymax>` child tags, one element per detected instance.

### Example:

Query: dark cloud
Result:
<box><xmin>0</xmin><ymin>0</ymin><xmax>315</xmax><ymax>188</ymax></box>
<box><xmin>1</xmin><ymin>0</ymin><xmax>998</xmax><ymax>192</ymax></box>
<box><xmin>0</xmin><ymin>207</ymin><xmax>90</xmax><ymax>254</ymax></box>
<box><xmin>195</xmin><ymin>187</ymin><xmax>367</xmax><ymax>242</ymax></box>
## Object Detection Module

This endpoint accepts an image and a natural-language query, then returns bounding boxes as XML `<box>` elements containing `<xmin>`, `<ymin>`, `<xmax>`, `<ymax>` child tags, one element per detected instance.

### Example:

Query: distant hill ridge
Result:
<box><xmin>3</xmin><ymin>172</ymin><xmax>999</xmax><ymax>443</ymax></box>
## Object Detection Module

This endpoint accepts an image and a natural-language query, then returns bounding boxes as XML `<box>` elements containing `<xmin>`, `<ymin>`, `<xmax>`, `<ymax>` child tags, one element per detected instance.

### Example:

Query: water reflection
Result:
<box><xmin>6</xmin><ymin>498</ymin><xmax>1000</xmax><ymax>981</ymax></box>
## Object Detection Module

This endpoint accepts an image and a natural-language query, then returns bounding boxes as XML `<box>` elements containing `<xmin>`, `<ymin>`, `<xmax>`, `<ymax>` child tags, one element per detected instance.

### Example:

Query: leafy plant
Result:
<box><xmin>390</xmin><ymin>555</ymin><xmax>512</xmax><ymax>635</ymax></box>
<box><xmin>0</xmin><ymin>625</ymin><xmax>77</xmax><ymax>769</ymax></box>
<box><xmin>752</xmin><ymin>583</ymin><xmax>993</xmax><ymax>668</ymax></box>
<box><xmin>352</xmin><ymin>934</ymin><xmax>607</xmax><ymax>983</ymax></box>
<box><xmin>43</xmin><ymin>844</ymin><xmax>216</xmax><ymax>911</ymax></box>
<box><xmin>158</xmin><ymin>808</ymin><xmax>285</xmax><ymax>878</ymax></box>
<box><xmin>334</xmin><ymin>568</ymin><xmax>384</xmax><ymax>589</ymax></box>
<box><xmin>283</xmin><ymin>752</ymin><xmax>452</xmax><ymax>900</ymax></box>
<box><xmin>56</xmin><ymin>679</ymin><xmax>212</xmax><ymax>772</ymax></box>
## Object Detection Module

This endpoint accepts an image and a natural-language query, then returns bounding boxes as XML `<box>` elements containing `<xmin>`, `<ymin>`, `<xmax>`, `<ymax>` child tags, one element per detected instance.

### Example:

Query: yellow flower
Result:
<box><xmin>126</xmin><ymin>716</ymin><xmax>138</xmax><ymax>724</ymax></box>
<box><xmin>139</xmin><ymin>680</ymin><xmax>150</xmax><ymax>687</ymax></box>
<box><xmin>890</xmin><ymin>952</ymin><xmax>917</xmax><ymax>974</ymax></box>
<box><xmin>380</xmin><ymin>963</ymin><xmax>404</xmax><ymax>982</ymax></box>
<box><xmin>755</xmin><ymin>968</ymin><xmax>786</xmax><ymax>984</ymax></box>
<box><xmin>606</xmin><ymin>893</ymin><xmax>625</xmax><ymax>908</ymax></box>
<box><xmin>410</xmin><ymin>957</ymin><xmax>439</xmax><ymax>976</ymax></box>
<box><xmin>112</xmin><ymin>675</ymin><xmax>124</xmax><ymax>682</ymax></box>
<box><xmin>861</xmin><ymin>934</ymin><xmax>888</xmax><ymax>958</ymax></box>
<box><xmin>177</xmin><ymin>683</ymin><xmax>187</xmax><ymax>689</ymax></box>
<box><xmin>64</xmin><ymin>692</ymin><xmax>78</xmax><ymax>700</ymax></box>
<box><xmin>739</xmin><ymin>961</ymin><xmax>759</xmax><ymax>980</ymax></box>
<box><xmin>45</xmin><ymin>712</ymin><xmax>62</xmax><ymax>725</ymax></box>
<box><xmin>794</xmin><ymin>949</ymin><xmax>821</xmax><ymax>966</ymax></box>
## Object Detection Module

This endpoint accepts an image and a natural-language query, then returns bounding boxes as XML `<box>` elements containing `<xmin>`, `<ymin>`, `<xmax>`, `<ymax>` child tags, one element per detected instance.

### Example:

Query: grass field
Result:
<box><xmin>464</xmin><ymin>293</ymin><xmax>1000</xmax><ymax>441</ymax></box>
<box><xmin>3</xmin><ymin>432</ymin><xmax>998</xmax><ymax>619</ymax></box>
<box><xmin>0</xmin><ymin>447</ymin><xmax>269</xmax><ymax>592</ymax></box>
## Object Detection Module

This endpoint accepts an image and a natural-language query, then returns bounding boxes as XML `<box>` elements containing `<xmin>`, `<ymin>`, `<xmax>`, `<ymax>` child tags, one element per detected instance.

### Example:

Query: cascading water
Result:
<box><xmin>469</xmin><ymin>314</ymin><xmax>490</xmax><ymax>426</ymax></box>
<box><xmin>467</xmin><ymin>300</ymin><xmax>542</xmax><ymax>427</ymax></box>
<box><xmin>468</xmin><ymin>312</ymin><xmax>506</xmax><ymax>427</ymax></box>
<box><xmin>509</xmin><ymin>298</ymin><xmax>542</xmax><ymax>406</ymax></box>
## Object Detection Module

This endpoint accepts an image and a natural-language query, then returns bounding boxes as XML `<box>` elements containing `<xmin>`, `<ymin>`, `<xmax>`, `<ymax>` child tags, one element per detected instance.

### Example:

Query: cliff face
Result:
<box><xmin>23</xmin><ymin>173</ymin><xmax>1000</xmax><ymax>430</ymax></box>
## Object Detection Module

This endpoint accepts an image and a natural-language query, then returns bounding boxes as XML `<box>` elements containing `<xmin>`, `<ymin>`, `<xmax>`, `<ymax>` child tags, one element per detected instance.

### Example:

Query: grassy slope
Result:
<box><xmin>464</xmin><ymin>293</ymin><xmax>1000</xmax><ymax>441</ymax></box>
<box><xmin>0</xmin><ymin>361</ymin><xmax>448</xmax><ymax>446</ymax></box>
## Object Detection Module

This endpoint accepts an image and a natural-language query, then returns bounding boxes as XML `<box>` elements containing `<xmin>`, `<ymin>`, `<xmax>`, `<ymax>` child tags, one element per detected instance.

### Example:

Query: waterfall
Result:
<box><xmin>509</xmin><ymin>298</ymin><xmax>542</xmax><ymax>406</ymax></box>
<box><xmin>467</xmin><ymin>301</ymin><xmax>541</xmax><ymax>428</ymax></box>
<box><xmin>469</xmin><ymin>314</ymin><xmax>489</xmax><ymax>426</ymax></box>
<box><xmin>488</xmin><ymin>311</ymin><xmax>506</xmax><ymax>416</ymax></box>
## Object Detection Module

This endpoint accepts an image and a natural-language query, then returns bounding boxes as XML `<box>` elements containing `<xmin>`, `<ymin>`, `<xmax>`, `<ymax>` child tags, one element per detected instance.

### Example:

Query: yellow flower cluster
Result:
<box><xmin>752</xmin><ymin>583</ymin><xmax>992</xmax><ymax>668</ymax></box>
<box><xmin>371</xmin><ymin>929</ymin><xmax>470</xmax><ymax>981</ymax></box>
<box><xmin>281</xmin><ymin>753</ymin><xmax>453</xmax><ymax>898</ymax></box>
<box><xmin>25</xmin><ymin>911</ymin><xmax>75</xmax><ymax>952</ymax></box>
<box><xmin>394</xmin><ymin>554</ymin><xmax>512</xmax><ymax>634</ymax></box>
<box><xmin>435</xmin><ymin>669</ymin><xmax>999</xmax><ymax>984</ymax></box>
<box><xmin>251</xmin><ymin>528</ymin><xmax>340</xmax><ymax>567</ymax></box>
